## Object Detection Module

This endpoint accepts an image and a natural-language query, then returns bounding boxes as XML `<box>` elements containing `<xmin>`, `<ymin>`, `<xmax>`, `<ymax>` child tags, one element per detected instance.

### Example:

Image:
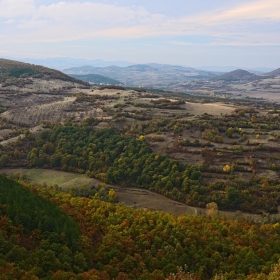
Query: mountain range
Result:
<box><xmin>197</xmin><ymin>65</ymin><xmax>275</xmax><ymax>73</ymax></box>
<box><xmin>2</xmin><ymin>56</ymin><xmax>276</xmax><ymax>74</ymax></box>
<box><xmin>64</xmin><ymin>63</ymin><xmax>280</xmax><ymax>89</ymax></box>
<box><xmin>63</xmin><ymin>63</ymin><xmax>218</xmax><ymax>88</ymax></box>
<box><xmin>5</xmin><ymin>57</ymin><xmax>135</xmax><ymax>70</ymax></box>
<box><xmin>1</xmin><ymin>57</ymin><xmax>280</xmax><ymax>101</ymax></box>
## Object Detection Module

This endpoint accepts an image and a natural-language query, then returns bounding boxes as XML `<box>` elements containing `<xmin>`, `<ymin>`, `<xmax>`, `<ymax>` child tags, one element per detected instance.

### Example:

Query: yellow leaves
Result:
<box><xmin>251</xmin><ymin>115</ymin><xmax>257</xmax><ymax>123</ymax></box>
<box><xmin>261</xmin><ymin>178</ymin><xmax>270</xmax><ymax>189</ymax></box>
<box><xmin>120</xmin><ymin>218</ymin><xmax>130</xmax><ymax>229</ymax></box>
<box><xmin>108</xmin><ymin>189</ymin><xmax>117</xmax><ymax>203</ymax></box>
<box><xmin>223</xmin><ymin>164</ymin><xmax>231</xmax><ymax>173</ymax></box>
<box><xmin>202</xmin><ymin>128</ymin><xmax>223</xmax><ymax>143</ymax></box>
<box><xmin>139</xmin><ymin>135</ymin><xmax>145</xmax><ymax>141</ymax></box>
<box><xmin>259</xmin><ymin>224</ymin><xmax>275</xmax><ymax>235</ymax></box>
<box><xmin>95</xmin><ymin>173</ymin><xmax>107</xmax><ymax>182</ymax></box>
<box><xmin>206</xmin><ymin>202</ymin><xmax>218</xmax><ymax>217</ymax></box>
<box><xmin>152</xmin><ymin>174</ymin><xmax>158</xmax><ymax>179</ymax></box>
<box><xmin>273</xmin><ymin>223</ymin><xmax>280</xmax><ymax>229</ymax></box>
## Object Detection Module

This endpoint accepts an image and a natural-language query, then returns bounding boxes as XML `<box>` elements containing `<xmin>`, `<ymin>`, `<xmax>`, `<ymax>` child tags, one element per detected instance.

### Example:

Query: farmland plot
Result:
<box><xmin>1</xmin><ymin>97</ymin><xmax>76</xmax><ymax>126</ymax></box>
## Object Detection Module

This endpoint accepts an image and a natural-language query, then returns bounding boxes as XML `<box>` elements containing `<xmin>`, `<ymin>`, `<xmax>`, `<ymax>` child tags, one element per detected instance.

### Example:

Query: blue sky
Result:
<box><xmin>0</xmin><ymin>0</ymin><xmax>280</xmax><ymax>67</ymax></box>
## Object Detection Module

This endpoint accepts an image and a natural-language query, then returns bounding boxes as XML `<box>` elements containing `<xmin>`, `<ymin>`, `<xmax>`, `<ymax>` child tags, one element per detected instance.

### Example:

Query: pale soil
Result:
<box><xmin>182</xmin><ymin>102</ymin><xmax>236</xmax><ymax>116</ymax></box>
<box><xmin>0</xmin><ymin>124</ymin><xmax>45</xmax><ymax>146</ymax></box>
<box><xmin>88</xmin><ymin>89</ymin><xmax>137</xmax><ymax>97</ymax></box>
<box><xmin>0</xmin><ymin>78</ymin><xmax>85</xmax><ymax>93</ymax></box>
<box><xmin>0</xmin><ymin>129</ymin><xmax>12</xmax><ymax>137</ymax></box>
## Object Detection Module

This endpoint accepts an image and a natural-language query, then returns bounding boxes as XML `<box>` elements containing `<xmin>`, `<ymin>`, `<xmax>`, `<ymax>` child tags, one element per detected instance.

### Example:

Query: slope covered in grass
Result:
<box><xmin>0</xmin><ymin>58</ymin><xmax>87</xmax><ymax>86</ymax></box>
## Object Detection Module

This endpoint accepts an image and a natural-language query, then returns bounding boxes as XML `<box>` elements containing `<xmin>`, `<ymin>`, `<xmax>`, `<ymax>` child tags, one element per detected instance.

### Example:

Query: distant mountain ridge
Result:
<box><xmin>213</xmin><ymin>69</ymin><xmax>261</xmax><ymax>82</ymax></box>
<box><xmin>69</xmin><ymin>74</ymin><xmax>122</xmax><ymax>85</ymax></box>
<box><xmin>197</xmin><ymin>65</ymin><xmax>275</xmax><ymax>73</ymax></box>
<box><xmin>3</xmin><ymin>56</ymin><xmax>276</xmax><ymax>74</ymax></box>
<box><xmin>10</xmin><ymin>57</ymin><xmax>135</xmax><ymax>70</ymax></box>
<box><xmin>63</xmin><ymin>63</ymin><xmax>218</xmax><ymax>88</ymax></box>
<box><xmin>266</xmin><ymin>68</ymin><xmax>280</xmax><ymax>76</ymax></box>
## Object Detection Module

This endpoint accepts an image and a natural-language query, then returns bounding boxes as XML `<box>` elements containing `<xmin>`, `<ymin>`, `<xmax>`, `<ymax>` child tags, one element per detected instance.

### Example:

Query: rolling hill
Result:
<box><xmin>0</xmin><ymin>58</ymin><xmax>88</xmax><ymax>87</ymax></box>
<box><xmin>69</xmin><ymin>73</ymin><xmax>122</xmax><ymax>85</ymax></box>
<box><xmin>266</xmin><ymin>68</ymin><xmax>280</xmax><ymax>77</ymax></box>
<box><xmin>2</xmin><ymin>174</ymin><xmax>280</xmax><ymax>279</ymax></box>
<box><xmin>213</xmin><ymin>69</ymin><xmax>261</xmax><ymax>82</ymax></box>
<box><xmin>2</xmin><ymin>58</ymin><xmax>280</xmax><ymax>279</ymax></box>
<box><xmin>63</xmin><ymin>63</ymin><xmax>218</xmax><ymax>88</ymax></box>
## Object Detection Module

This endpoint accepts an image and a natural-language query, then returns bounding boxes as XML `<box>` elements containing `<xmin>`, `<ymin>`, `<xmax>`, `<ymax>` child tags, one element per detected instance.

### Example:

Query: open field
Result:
<box><xmin>0</xmin><ymin>168</ymin><xmax>276</xmax><ymax>223</ymax></box>
<box><xmin>0</xmin><ymin>168</ymin><xmax>198</xmax><ymax>215</ymax></box>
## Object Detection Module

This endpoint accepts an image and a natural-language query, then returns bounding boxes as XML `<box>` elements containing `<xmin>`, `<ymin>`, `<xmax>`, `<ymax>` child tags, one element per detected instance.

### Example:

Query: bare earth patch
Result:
<box><xmin>183</xmin><ymin>102</ymin><xmax>236</xmax><ymax>116</ymax></box>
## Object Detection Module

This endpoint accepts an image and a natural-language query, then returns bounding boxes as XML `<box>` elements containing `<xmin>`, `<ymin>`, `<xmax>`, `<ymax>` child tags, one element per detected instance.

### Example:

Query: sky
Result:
<box><xmin>0</xmin><ymin>0</ymin><xmax>280</xmax><ymax>68</ymax></box>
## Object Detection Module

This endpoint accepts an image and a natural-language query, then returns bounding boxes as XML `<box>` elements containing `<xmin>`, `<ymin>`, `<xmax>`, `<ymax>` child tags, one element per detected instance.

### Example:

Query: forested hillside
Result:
<box><xmin>1</xmin><ymin>175</ymin><xmax>280</xmax><ymax>279</ymax></box>
<box><xmin>2</xmin><ymin>123</ymin><xmax>280</xmax><ymax>214</ymax></box>
<box><xmin>69</xmin><ymin>73</ymin><xmax>122</xmax><ymax>85</ymax></box>
<box><xmin>0</xmin><ymin>175</ymin><xmax>85</xmax><ymax>279</ymax></box>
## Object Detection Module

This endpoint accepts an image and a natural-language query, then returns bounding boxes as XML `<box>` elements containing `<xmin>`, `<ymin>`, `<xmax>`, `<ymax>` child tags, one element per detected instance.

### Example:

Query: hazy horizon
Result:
<box><xmin>1</xmin><ymin>56</ymin><xmax>276</xmax><ymax>73</ymax></box>
<box><xmin>1</xmin><ymin>0</ymin><xmax>279</xmax><ymax>68</ymax></box>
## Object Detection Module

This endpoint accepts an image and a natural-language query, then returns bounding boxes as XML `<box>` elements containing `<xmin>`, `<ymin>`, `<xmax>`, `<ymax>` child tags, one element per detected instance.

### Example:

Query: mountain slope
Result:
<box><xmin>214</xmin><ymin>69</ymin><xmax>260</xmax><ymax>82</ymax></box>
<box><xmin>0</xmin><ymin>58</ymin><xmax>87</xmax><ymax>86</ymax></box>
<box><xmin>197</xmin><ymin>65</ymin><xmax>275</xmax><ymax>73</ymax></box>
<box><xmin>266</xmin><ymin>68</ymin><xmax>280</xmax><ymax>76</ymax></box>
<box><xmin>64</xmin><ymin>63</ymin><xmax>218</xmax><ymax>88</ymax></box>
<box><xmin>2</xmin><ymin>176</ymin><xmax>280</xmax><ymax>279</ymax></box>
<box><xmin>0</xmin><ymin>174</ymin><xmax>80</xmax><ymax>242</ymax></box>
<box><xmin>69</xmin><ymin>73</ymin><xmax>122</xmax><ymax>85</ymax></box>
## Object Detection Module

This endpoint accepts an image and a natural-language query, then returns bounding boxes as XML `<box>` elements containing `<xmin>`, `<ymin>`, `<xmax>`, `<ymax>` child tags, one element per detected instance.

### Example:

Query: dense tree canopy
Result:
<box><xmin>2</xmin><ymin>121</ymin><xmax>280</xmax><ymax>214</ymax></box>
<box><xmin>27</xmin><ymin>126</ymin><xmax>201</xmax><ymax>203</ymax></box>
<box><xmin>1</xmin><ymin>176</ymin><xmax>280</xmax><ymax>279</ymax></box>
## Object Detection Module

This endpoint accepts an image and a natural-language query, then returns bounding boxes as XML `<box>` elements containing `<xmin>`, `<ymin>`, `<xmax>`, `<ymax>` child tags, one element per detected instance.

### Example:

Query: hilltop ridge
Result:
<box><xmin>213</xmin><ymin>69</ymin><xmax>260</xmax><ymax>82</ymax></box>
<box><xmin>266</xmin><ymin>67</ymin><xmax>280</xmax><ymax>76</ymax></box>
<box><xmin>63</xmin><ymin>63</ymin><xmax>217</xmax><ymax>88</ymax></box>
<box><xmin>0</xmin><ymin>58</ymin><xmax>88</xmax><ymax>87</ymax></box>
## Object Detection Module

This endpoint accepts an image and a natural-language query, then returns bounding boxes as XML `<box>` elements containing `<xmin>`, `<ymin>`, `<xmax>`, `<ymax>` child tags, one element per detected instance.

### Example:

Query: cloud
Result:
<box><xmin>0</xmin><ymin>0</ymin><xmax>279</xmax><ymax>46</ymax></box>
<box><xmin>36</xmin><ymin>2</ymin><xmax>139</xmax><ymax>25</ymax></box>
<box><xmin>0</xmin><ymin>0</ymin><xmax>35</xmax><ymax>17</ymax></box>
<box><xmin>214</xmin><ymin>0</ymin><xmax>280</xmax><ymax>21</ymax></box>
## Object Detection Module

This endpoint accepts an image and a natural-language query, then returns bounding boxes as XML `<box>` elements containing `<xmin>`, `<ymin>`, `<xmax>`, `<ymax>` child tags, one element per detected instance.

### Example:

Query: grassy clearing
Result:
<box><xmin>0</xmin><ymin>168</ymin><xmax>98</xmax><ymax>188</ymax></box>
<box><xmin>0</xmin><ymin>168</ymin><xmax>277</xmax><ymax>222</ymax></box>
<box><xmin>0</xmin><ymin>168</ymin><xmax>199</xmax><ymax>216</ymax></box>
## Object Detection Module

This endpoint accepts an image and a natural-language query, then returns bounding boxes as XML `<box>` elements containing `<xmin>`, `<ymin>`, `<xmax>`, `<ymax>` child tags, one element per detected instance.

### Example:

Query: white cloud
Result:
<box><xmin>0</xmin><ymin>0</ymin><xmax>35</xmax><ymax>17</ymax></box>
<box><xmin>213</xmin><ymin>0</ymin><xmax>280</xmax><ymax>21</ymax></box>
<box><xmin>6</xmin><ymin>18</ymin><xmax>15</xmax><ymax>24</ymax></box>
<box><xmin>36</xmin><ymin>2</ymin><xmax>137</xmax><ymax>24</ymax></box>
<box><xmin>0</xmin><ymin>0</ymin><xmax>279</xmax><ymax>46</ymax></box>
